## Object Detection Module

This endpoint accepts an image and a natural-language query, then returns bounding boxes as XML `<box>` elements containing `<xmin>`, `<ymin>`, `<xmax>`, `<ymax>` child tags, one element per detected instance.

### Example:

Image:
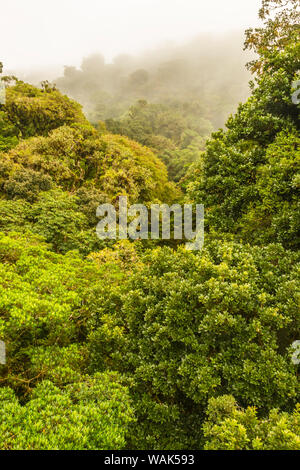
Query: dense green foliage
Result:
<box><xmin>87</xmin><ymin>241</ymin><xmax>299</xmax><ymax>449</ymax></box>
<box><xmin>0</xmin><ymin>375</ymin><xmax>133</xmax><ymax>450</ymax></box>
<box><xmin>0</xmin><ymin>111</ymin><xmax>19</xmax><ymax>152</ymax></box>
<box><xmin>106</xmin><ymin>100</ymin><xmax>210</xmax><ymax>182</ymax></box>
<box><xmin>186</xmin><ymin>30</ymin><xmax>300</xmax><ymax>249</ymax></box>
<box><xmin>0</xmin><ymin>0</ymin><xmax>299</xmax><ymax>451</ymax></box>
<box><xmin>203</xmin><ymin>395</ymin><xmax>300</xmax><ymax>450</ymax></box>
<box><xmin>1</xmin><ymin>124</ymin><xmax>176</xmax><ymax>203</ymax></box>
<box><xmin>0</xmin><ymin>84</ymin><xmax>177</xmax><ymax>255</ymax></box>
<box><xmin>4</xmin><ymin>81</ymin><xmax>88</xmax><ymax>139</ymax></box>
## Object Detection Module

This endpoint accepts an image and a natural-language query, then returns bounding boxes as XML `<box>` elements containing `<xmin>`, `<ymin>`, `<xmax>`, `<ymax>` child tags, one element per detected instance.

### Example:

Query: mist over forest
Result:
<box><xmin>27</xmin><ymin>31</ymin><xmax>253</xmax><ymax>182</ymax></box>
<box><xmin>12</xmin><ymin>31</ymin><xmax>252</xmax><ymax>129</ymax></box>
<box><xmin>0</xmin><ymin>0</ymin><xmax>299</xmax><ymax>452</ymax></box>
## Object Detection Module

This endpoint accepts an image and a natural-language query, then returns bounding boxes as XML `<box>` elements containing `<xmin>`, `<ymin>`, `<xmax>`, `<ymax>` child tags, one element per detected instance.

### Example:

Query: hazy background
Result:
<box><xmin>0</xmin><ymin>0</ymin><xmax>263</xmax><ymax>134</ymax></box>
<box><xmin>1</xmin><ymin>0</ymin><xmax>262</xmax><ymax>73</ymax></box>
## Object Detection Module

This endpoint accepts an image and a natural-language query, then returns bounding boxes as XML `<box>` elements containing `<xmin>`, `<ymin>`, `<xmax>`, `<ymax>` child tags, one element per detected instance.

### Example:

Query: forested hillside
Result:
<box><xmin>54</xmin><ymin>32</ymin><xmax>251</xmax><ymax>128</ymax></box>
<box><xmin>0</xmin><ymin>0</ymin><xmax>299</xmax><ymax>450</ymax></box>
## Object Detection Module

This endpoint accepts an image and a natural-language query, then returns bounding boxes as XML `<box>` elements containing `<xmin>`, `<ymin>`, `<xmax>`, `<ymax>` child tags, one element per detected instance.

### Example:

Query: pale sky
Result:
<box><xmin>1</xmin><ymin>0</ymin><xmax>262</xmax><ymax>71</ymax></box>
